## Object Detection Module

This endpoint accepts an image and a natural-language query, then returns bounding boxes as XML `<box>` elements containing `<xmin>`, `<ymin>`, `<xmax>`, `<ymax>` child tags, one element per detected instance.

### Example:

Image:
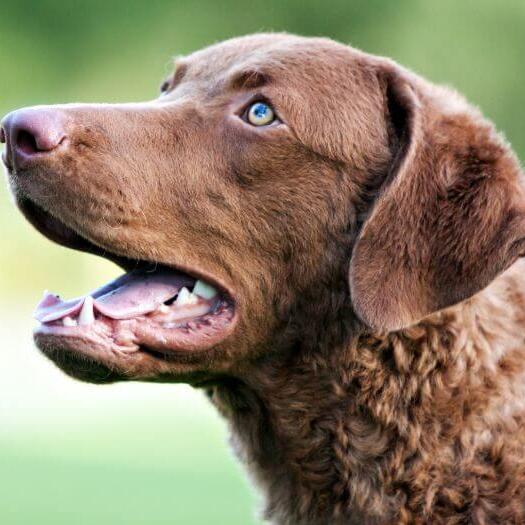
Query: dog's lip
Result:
<box><xmin>33</xmin><ymin>298</ymin><xmax>237</xmax><ymax>359</ymax></box>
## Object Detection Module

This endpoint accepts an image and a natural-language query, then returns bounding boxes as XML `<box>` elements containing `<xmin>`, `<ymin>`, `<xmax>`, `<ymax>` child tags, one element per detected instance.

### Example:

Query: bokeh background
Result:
<box><xmin>1</xmin><ymin>1</ymin><xmax>525</xmax><ymax>523</ymax></box>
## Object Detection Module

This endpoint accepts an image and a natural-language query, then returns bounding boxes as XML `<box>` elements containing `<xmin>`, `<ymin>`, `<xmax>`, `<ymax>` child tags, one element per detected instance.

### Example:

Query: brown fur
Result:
<box><xmin>5</xmin><ymin>34</ymin><xmax>525</xmax><ymax>524</ymax></box>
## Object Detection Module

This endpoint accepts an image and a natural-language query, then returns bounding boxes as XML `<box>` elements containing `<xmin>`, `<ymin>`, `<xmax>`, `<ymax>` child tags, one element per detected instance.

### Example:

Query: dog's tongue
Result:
<box><xmin>34</xmin><ymin>268</ymin><xmax>193</xmax><ymax>323</ymax></box>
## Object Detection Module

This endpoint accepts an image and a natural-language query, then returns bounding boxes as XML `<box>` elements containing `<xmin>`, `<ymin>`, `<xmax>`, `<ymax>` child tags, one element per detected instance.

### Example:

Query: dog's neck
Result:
<box><xmin>209</xmin><ymin>262</ymin><xmax>525</xmax><ymax>525</ymax></box>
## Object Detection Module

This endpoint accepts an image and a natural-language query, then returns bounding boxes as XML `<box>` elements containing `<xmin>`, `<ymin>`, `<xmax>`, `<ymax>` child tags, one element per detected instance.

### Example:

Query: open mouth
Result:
<box><xmin>20</xmin><ymin>198</ymin><xmax>236</xmax><ymax>364</ymax></box>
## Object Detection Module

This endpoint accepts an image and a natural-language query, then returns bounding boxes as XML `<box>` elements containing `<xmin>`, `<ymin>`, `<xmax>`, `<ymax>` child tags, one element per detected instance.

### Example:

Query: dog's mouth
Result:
<box><xmin>19</xmin><ymin>198</ymin><xmax>237</xmax><ymax>372</ymax></box>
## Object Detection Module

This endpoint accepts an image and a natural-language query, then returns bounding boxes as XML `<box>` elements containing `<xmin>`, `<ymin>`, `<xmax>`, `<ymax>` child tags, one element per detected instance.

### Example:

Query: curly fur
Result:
<box><xmin>212</xmin><ymin>261</ymin><xmax>525</xmax><ymax>524</ymax></box>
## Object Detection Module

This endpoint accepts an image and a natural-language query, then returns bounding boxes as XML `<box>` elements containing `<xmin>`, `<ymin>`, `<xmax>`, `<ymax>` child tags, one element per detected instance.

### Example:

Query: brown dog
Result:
<box><xmin>3</xmin><ymin>33</ymin><xmax>525</xmax><ymax>524</ymax></box>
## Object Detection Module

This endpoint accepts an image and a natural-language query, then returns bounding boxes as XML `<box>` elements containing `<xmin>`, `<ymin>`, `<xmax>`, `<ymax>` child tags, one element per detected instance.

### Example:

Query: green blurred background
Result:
<box><xmin>1</xmin><ymin>1</ymin><xmax>524</xmax><ymax>523</ymax></box>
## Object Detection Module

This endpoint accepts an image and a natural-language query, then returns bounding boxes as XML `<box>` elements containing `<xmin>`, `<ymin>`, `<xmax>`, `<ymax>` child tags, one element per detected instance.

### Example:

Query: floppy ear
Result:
<box><xmin>349</xmin><ymin>64</ymin><xmax>525</xmax><ymax>331</ymax></box>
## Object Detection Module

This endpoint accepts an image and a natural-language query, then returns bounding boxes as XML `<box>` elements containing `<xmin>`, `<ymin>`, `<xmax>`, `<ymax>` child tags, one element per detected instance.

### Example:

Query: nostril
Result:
<box><xmin>2</xmin><ymin>108</ymin><xmax>67</xmax><ymax>169</ymax></box>
<box><xmin>16</xmin><ymin>129</ymin><xmax>39</xmax><ymax>155</ymax></box>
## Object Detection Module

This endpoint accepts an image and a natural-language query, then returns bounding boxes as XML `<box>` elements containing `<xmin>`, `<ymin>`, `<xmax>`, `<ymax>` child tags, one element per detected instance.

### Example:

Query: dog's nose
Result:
<box><xmin>1</xmin><ymin>108</ymin><xmax>66</xmax><ymax>170</ymax></box>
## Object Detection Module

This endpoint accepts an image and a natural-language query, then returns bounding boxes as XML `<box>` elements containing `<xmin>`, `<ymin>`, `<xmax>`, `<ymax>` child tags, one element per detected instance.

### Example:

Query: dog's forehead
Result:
<box><xmin>181</xmin><ymin>33</ymin><xmax>361</xmax><ymax>87</ymax></box>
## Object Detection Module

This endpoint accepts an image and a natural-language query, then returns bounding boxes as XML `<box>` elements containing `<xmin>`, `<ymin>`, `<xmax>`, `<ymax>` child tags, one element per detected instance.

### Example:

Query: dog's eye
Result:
<box><xmin>160</xmin><ymin>81</ymin><xmax>170</xmax><ymax>94</ymax></box>
<box><xmin>246</xmin><ymin>102</ymin><xmax>275</xmax><ymax>126</ymax></box>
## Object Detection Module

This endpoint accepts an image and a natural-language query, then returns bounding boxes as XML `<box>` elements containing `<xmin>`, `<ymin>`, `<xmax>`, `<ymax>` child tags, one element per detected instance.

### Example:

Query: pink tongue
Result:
<box><xmin>34</xmin><ymin>268</ymin><xmax>194</xmax><ymax>323</ymax></box>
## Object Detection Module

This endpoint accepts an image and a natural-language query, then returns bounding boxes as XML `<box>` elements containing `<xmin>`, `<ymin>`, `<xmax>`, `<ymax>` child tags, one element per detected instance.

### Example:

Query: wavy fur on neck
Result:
<box><xmin>211</xmin><ymin>261</ymin><xmax>525</xmax><ymax>524</ymax></box>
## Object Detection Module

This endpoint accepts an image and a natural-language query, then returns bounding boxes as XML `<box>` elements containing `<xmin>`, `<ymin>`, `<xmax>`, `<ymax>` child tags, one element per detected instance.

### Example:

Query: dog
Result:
<box><xmin>3</xmin><ymin>33</ymin><xmax>525</xmax><ymax>524</ymax></box>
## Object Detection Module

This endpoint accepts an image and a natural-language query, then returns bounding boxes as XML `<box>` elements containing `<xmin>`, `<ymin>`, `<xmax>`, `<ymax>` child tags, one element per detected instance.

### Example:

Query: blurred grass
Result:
<box><xmin>1</xmin><ymin>410</ymin><xmax>257</xmax><ymax>525</ymax></box>
<box><xmin>1</xmin><ymin>1</ymin><xmax>525</xmax><ymax>523</ymax></box>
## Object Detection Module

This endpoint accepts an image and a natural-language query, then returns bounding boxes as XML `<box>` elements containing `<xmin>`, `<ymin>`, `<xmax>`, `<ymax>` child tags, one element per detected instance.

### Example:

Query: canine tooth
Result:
<box><xmin>158</xmin><ymin>304</ymin><xmax>170</xmax><ymax>314</ymax></box>
<box><xmin>63</xmin><ymin>316</ymin><xmax>77</xmax><ymax>327</ymax></box>
<box><xmin>78</xmin><ymin>296</ymin><xmax>95</xmax><ymax>325</ymax></box>
<box><xmin>193</xmin><ymin>280</ymin><xmax>217</xmax><ymax>300</ymax></box>
<box><xmin>174</xmin><ymin>287</ymin><xmax>199</xmax><ymax>307</ymax></box>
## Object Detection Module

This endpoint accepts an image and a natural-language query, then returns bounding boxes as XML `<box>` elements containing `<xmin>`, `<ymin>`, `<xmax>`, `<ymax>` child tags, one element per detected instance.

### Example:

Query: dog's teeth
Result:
<box><xmin>193</xmin><ymin>280</ymin><xmax>218</xmax><ymax>300</ymax></box>
<box><xmin>174</xmin><ymin>287</ymin><xmax>199</xmax><ymax>307</ymax></box>
<box><xmin>158</xmin><ymin>304</ymin><xmax>170</xmax><ymax>314</ymax></box>
<box><xmin>63</xmin><ymin>316</ymin><xmax>77</xmax><ymax>327</ymax></box>
<box><xmin>78</xmin><ymin>296</ymin><xmax>95</xmax><ymax>325</ymax></box>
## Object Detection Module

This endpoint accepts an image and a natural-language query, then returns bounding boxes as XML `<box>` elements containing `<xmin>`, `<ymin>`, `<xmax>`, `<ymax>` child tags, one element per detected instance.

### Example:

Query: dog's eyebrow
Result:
<box><xmin>229</xmin><ymin>69</ymin><xmax>270</xmax><ymax>91</ymax></box>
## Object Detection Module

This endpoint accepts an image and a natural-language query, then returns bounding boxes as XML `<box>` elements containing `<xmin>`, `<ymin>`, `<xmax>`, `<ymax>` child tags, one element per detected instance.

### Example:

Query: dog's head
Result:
<box><xmin>3</xmin><ymin>34</ymin><xmax>525</xmax><ymax>383</ymax></box>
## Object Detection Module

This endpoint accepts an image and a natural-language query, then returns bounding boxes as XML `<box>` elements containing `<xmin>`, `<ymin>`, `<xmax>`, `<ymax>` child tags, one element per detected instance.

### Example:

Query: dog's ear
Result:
<box><xmin>349</xmin><ymin>64</ymin><xmax>525</xmax><ymax>331</ymax></box>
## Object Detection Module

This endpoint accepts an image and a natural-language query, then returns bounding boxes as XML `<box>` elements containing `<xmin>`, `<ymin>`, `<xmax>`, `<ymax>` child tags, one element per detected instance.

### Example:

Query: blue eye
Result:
<box><xmin>247</xmin><ymin>101</ymin><xmax>275</xmax><ymax>126</ymax></box>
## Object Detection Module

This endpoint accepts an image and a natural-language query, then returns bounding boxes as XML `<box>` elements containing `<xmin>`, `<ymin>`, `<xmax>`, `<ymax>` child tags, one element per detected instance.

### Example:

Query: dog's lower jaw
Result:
<box><xmin>209</xmin><ymin>263</ymin><xmax>525</xmax><ymax>525</ymax></box>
